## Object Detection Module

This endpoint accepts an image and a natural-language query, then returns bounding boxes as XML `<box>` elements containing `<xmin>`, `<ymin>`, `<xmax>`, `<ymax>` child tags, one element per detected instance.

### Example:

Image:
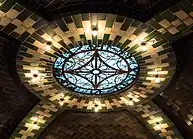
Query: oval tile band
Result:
<box><xmin>16</xmin><ymin>13</ymin><xmax>176</xmax><ymax>109</ymax></box>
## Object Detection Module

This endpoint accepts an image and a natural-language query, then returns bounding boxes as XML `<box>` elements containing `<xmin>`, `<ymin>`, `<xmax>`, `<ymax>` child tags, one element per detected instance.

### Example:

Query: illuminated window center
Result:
<box><xmin>53</xmin><ymin>45</ymin><xmax>139</xmax><ymax>95</ymax></box>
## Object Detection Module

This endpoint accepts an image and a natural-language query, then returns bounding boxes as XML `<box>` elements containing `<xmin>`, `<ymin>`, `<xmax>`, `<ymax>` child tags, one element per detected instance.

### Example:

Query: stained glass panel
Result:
<box><xmin>53</xmin><ymin>45</ymin><xmax>139</xmax><ymax>95</ymax></box>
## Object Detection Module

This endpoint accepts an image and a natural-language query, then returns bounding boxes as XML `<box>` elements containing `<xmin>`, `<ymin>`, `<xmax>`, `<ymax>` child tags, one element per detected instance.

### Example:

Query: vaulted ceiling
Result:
<box><xmin>0</xmin><ymin>0</ymin><xmax>193</xmax><ymax>139</ymax></box>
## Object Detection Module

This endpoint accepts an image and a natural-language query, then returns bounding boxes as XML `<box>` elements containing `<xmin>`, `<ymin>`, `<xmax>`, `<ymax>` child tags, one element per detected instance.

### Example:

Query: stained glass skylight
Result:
<box><xmin>53</xmin><ymin>45</ymin><xmax>139</xmax><ymax>95</ymax></box>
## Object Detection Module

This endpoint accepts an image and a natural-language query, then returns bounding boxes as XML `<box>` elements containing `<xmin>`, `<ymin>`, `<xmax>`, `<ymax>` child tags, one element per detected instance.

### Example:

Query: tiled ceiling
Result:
<box><xmin>17</xmin><ymin>0</ymin><xmax>181</xmax><ymax>21</ymax></box>
<box><xmin>39</xmin><ymin>110</ymin><xmax>152</xmax><ymax>139</ymax></box>
<box><xmin>1</xmin><ymin>0</ymin><xmax>193</xmax><ymax>138</ymax></box>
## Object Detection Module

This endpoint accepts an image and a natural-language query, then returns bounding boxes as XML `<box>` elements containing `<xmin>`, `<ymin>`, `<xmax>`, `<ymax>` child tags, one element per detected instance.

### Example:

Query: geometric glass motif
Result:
<box><xmin>53</xmin><ymin>45</ymin><xmax>139</xmax><ymax>95</ymax></box>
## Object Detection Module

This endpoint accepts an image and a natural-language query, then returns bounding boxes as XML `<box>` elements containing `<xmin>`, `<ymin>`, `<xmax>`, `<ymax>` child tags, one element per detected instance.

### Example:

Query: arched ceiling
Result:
<box><xmin>0</xmin><ymin>0</ymin><xmax>193</xmax><ymax>138</ymax></box>
<box><xmin>39</xmin><ymin>110</ymin><xmax>152</xmax><ymax>139</ymax></box>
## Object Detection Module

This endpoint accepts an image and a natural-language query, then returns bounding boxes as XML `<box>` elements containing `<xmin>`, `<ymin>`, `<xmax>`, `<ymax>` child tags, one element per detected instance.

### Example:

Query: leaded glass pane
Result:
<box><xmin>53</xmin><ymin>45</ymin><xmax>139</xmax><ymax>95</ymax></box>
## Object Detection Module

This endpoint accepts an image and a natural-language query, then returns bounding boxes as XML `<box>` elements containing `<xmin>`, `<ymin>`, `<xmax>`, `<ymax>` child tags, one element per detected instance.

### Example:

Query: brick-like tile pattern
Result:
<box><xmin>39</xmin><ymin>110</ymin><xmax>151</xmax><ymax>139</ymax></box>
<box><xmin>0</xmin><ymin>34</ymin><xmax>39</xmax><ymax>138</ymax></box>
<box><xmin>1</xmin><ymin>0</ymin><xmax>193</xmax><ymax>138</ymax></box>
<box><xmin>147</xmin><ymin>0</ymin><xmax>193</xmax><ymax>42</ymax></box>
<box><xmin>15</xmin><ymin>13</ymin><xmax>176</xmax><ymax>109</ymax></box>
<box><xmin>134</xmin><ymin>102</ymin><xmax>183</xmax><ymax>139</ymax></box>
<box><xmin>157</xmin><ymin>44</ymin><xmax>193</xmax><ymax>134</ymax></box>
<box><xmin>10</xmin><ymin>100</ymin><xmax>59</xmax><ymax>139</ymax></box>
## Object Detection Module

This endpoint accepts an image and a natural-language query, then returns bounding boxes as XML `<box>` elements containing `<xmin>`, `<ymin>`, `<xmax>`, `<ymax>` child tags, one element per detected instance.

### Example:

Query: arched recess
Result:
<box><xmin>10</xmin><ymin>100</ymin><xmax>183</xmax><ymax>139</ymax></box>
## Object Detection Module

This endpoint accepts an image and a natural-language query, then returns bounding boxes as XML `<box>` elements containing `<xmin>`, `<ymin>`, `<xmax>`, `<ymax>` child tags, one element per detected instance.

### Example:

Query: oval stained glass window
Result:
<box><xmin>53</xmin><ymin>45</ymin><xmax>139</xmax><ymax>95</ymax></box>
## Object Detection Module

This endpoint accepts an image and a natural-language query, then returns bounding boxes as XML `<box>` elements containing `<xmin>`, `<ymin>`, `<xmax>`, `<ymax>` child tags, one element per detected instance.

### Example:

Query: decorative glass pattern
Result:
<box><xmin>53</xmin><ymin>45</ymin><xmax>139</xmax><ymax>95</ymax></box>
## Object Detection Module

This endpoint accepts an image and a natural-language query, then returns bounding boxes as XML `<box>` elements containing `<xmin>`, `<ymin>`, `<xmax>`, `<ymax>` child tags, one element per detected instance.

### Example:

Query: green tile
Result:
<box><xmin>98</xmin><ymin>39</ymin><xmax>102</xmax><ymax>45</ymax></box>
<box><xmin>116</xmin><ymin>15</ymin><xmax>125</xmax><ymax>22</ymax></box>
<box><xmin>33</xmin><ymin>19</ymin><xmax>47</xmax><ymax>29</ymax></box>
<box><xmin>172</xmin><ymin>32</ymin><xmax>184</xmax><ymax>41</ymax></box>
<box><xmin>102</xmin><ymin>34</ymin><xmax>110</xmax><ymax>44</ymax></box>
<box><xmin>113</xmin><ymin>35</ymin><xmax>121</xmax><ymax>45</ymax></box>
<box><xmin>133</xmin><ymin>26</ymin><xmax>142</xmax><ymax>36</ymax></box>
<box><xmin>41</xmin><ymin>25</ymin><xmax>55</xmax><ymax>37</ymax></box>
<box><xmin>44</xmin><ymin>52</ymin><xmax>57</xmax><ymax>58</ymax></box>
<box><xmin>31</xmin><ymin>33</ymin><xmax>46</xmax><ymax>43</ymax></box>
<box><xmin>30</xmin><ymin>13</ymin><xmax>40</xmax><ymax>21</ymax></box>
<box><xmin>144</xmin><ymin>31</ymin><xmax>160</xmax><ymax>41</ymax></box>
<box><xmin>121</xmin><ymin>39</ymin><xmax>131</xmax><ymax>48</ymax></box>
<box><xmin>20</xmin><ymin>46</ymin><xmax>28</xmax><ymax>52</ymax></box>
<box><xmin>55</xmin><ymin>18</ymin><xmax>69</xmax><ymax>32</ymax></box>
<box><xmin>79</xmin><ymin>34</ymin><xmax>86</xmax><ymax>40</ymax></box>
<box><xmin>158</xmin><ymin>47</ymin><xmax>173</xmax><ymax>55</ymax></box>
<box><xmin>13</xmin><ymin>3</ymin><xmax>25</xmax><ymax>12</ymax></box>
<box><xmin>17</xmin><ymin>9</ymin><xmax>32</xmax><ymax>21</ymax></box>
<box><xmin>2</xmin><ymin>23</ymin><xmax>17</xmax><ymax>34</ymax></box>
<box><xmin>36</xmin><ymin>29</ymin><xmax>44</xmax><ymax>36</ymax></box>
<box><xmin>19</xmin><ymin>51</ymin><xmax>33</xmax><ymax>58</ymax></box>
<box><xmin>81</xmin><ymin>13</ymin><xmax>89</xmax><ymax>21</ymax></box>
<box><xmin>0</xmin><ymin>0</ymin><xmax>14</xmax><ymax>12</ymax></box>
<box><xmin>18</xmin><ymin>32</ymin><xmax>30</xmax><ymax>42</ymax></box>
<box><xmin>153</xmin><ymin>14</ymin><xmax>164</xmax><ymax>22</ymax></box>
<box><xmin>147</xmin><ymin>19</ymin><xmax>162</xmax><ymax>29</ymax></box>
<box><xmin>63</xmin><ymin>16</ymin><xmax>73</xmax><ymax>24</ymax></box>
<box><xmin>163</xmin><ymin>32</ymin><xmax>174</xmax><ymax>42</ymax></box>
<box><xmin>72</xmin><ymin>15</ymin><xmax>83</xmax><ymax>28</ymax></box>
<box><xmin>177</xmin><ymin>23</ymin><xmax>187</xmax><ymax>31</ymax></box>
<box><xmin>106</xmin><ymin>14</ymin><xmax>116</xmax><ymax>28</ymax></box>
<box><xmin>169</xmin><ymin>5</ymin><xmax>181</xmax><ymax>13</ymax></box>
<box><xmin>129</xmin><ymin>44</ymin><xmax>139</xmax><ymax>52</ymax></box>
<box><xmin>131</xmin><ymin>19</ymin><xmax>141</xmax><ymax>28</ymax></box>
<box><xmin>120</xmin><ymin>18</ymin><xmax>133</xmax><ymax>31</ymax></box>
<box><xmin>98</xmin><ymin>13</ymin><xmax>107</xmax><ymax>20</ymax></box>
<box><xmin>145</xmin><ymin>26</ymin><xmax>155</xmax><ymax>34</ymax></box>
<box><xmin>10</xmin><ymin>32</ymin><xmax>20</xmax><ymax>38</ymax></box>
<box><xmin>152</xmin><ymin>38</ymin><xmax>168</xmax><ymax>48</ymax></box>
<box><xmin>178</xmin><ymin>0</ymin><xmax>193</xmax><ymax>13</ymax></box>
<box><xmin>160</xmin><ymin>10</ymin><xmax>176</xmax><ymax>22</ymax></box>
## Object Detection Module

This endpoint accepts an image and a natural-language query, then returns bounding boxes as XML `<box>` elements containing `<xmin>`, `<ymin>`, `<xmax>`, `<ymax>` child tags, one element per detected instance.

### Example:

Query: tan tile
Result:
<box><xmin>159</xmin><ymin>19</ymin><xmax>171</xmax><ymax>28</ymax></box>
<box><xmin>12</xmin><ymin>19</ymin><xmax>22</xmax><ymax>26</ymax></box>
<box><xmin>0</xmin><ymin>16</ymin><xmax>11</xmax><ymax>26</ymax></box>
<box><xmin>23</xmin><ymin>18</ymin><xmax>36</xmax><ymax>28</ymax></box>
<box><xmin>0</xmin><ymin>11</ymin><xmax>5</xmax><ymax>18</ymax></box>
<box><xmin>27</xmin><ymin>27</ymin><xmax>36</xmax><ymax>34</ymax></box>
<box><xmin>6</xmin><ymin>9</ymin><xmax>20</xmax><ymax>19</ymax></box>
<box><xmin>183</xmin><ymin>17</ymin><xmax>193</xmax><ymax>26</ymax></box>
<box><xmin>167</xmin><ymin>26</ymin><xmax>179</xmax><ymax>35</ymax></box>
<box><xmin>175</xmin><ymin>10</ymin><xmax>189</xmax><ymax>20</ymax></box>
<box><xmin>14</xmin><ymin>26</ymin><xmax>26</xmax><ymax>35</ymax></box>
<box><xmin>157</xmin><ymin>28</ymin><xmax>167</xmax><ymax>34</ymax></box>
<box><xmin>171</xmin><ymin>19</ymin><xmax>182</xmax><ymax>27</ymax></box>
<box><xmin>190</xmin><ymin>12</ymin><xmax>193</xmax><ymax>17</ymax></box>
<box><xmin>128</xmin><ymin>34</ymin><xmax>137</xmax><ymax>41</ymax></box>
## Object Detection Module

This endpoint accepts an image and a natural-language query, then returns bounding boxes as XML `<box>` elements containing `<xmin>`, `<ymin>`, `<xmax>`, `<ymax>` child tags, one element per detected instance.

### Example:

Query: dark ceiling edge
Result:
<box><xmin>160</xmin><ymin>32</ymin><xmax>192</xmax><ymax>93</ymax></box>
<box><xmin>153</xmin><ymin>96</ymin><xmax>193</xmax><ymax>139</ymax></box>
<box><xmin>51</xmin><ymin>0</ymin><xmax>182</xmax><ymax>22</ymax></box>
<box><xmin>15</xmin><ymin>0</ymin><xmax>52</xmax><ymax>21</ymax></box>
<box><xmin>0</xmin><ymin>32</ymin><xmax>40</xmax><ymax>99</ymax></box>
<box><xmin>153</xmin><ymin>32</ymin><xmax>193</xmax><ymax>139</ymax></box>
<box><xmin>0</xmin><ymin>31</ymin><xmax>23</xmax><ymax>83</ymax></box>
<box><xmin>16</xmin><ymin>0</ymin><xmax>182</xmax><ymax>22</ymax></box>
<box><xmin>0</xmin><ymin>32</ymin><xmax>40</xmax><ymax>138</ymax></box>
<box><xmin>136</xmin><ymin>0</ymin><xmax>182</xmax><ymax>21</ymax></box>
